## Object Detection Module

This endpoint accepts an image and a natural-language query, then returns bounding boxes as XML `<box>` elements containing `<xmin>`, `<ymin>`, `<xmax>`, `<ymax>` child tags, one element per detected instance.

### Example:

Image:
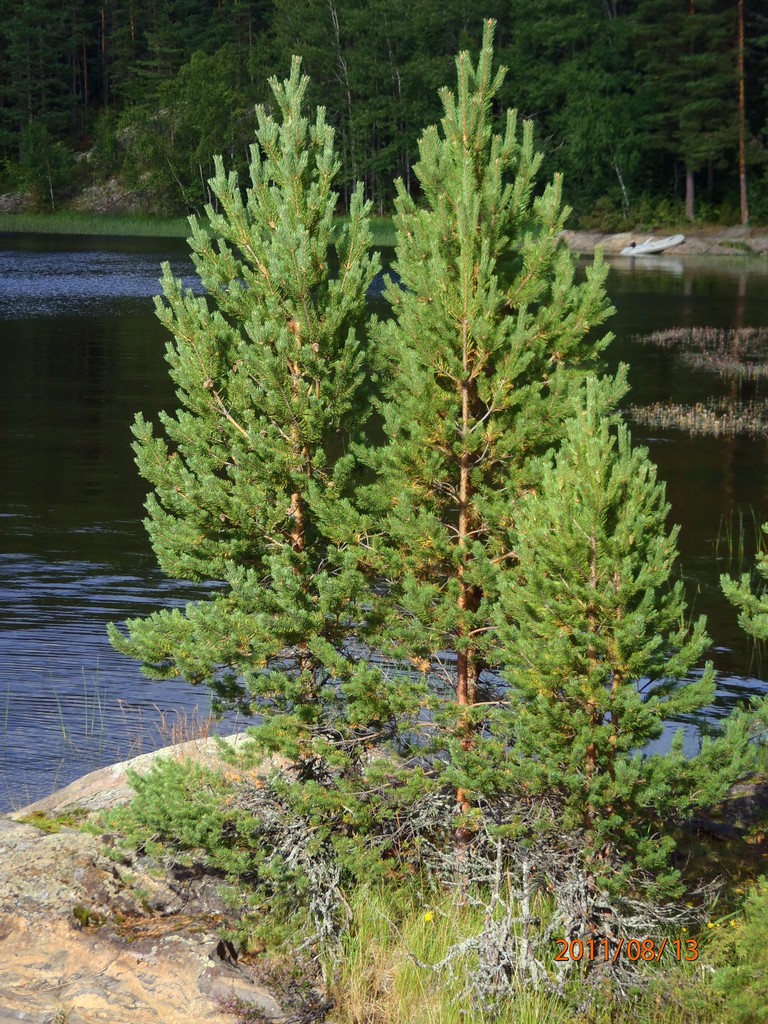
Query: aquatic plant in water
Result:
<box><xmin>628</xmin><ymin>399</ymin><xmax>768</xmax><ymax>437</ymax></box>
<box><xmin>628</xmin><ymin>327</ymin><xmax>768</xmax><ymax>437</ymax></box>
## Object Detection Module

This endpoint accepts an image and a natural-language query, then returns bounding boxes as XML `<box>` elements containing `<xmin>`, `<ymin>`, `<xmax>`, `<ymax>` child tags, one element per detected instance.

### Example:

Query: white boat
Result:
<box><xmin>620</xmin><ymin>234</ymin><xmax>685</xmax><ymax>257</ymax></box>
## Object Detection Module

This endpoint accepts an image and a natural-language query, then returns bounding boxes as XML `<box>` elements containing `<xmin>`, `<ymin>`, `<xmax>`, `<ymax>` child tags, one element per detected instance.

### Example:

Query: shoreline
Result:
<box><xmin>2</xmin><ymin>209</ymin><xmax>767</xmax><ymax>256</ymax></box>
<box><xmin>560</xmin><ymin>226</ymin><xmax>768</xmax><ymax>258</ymax></box>
<box><xmin>0</xmin><ymin>209</ymin><xmax>397</xmax><ymax>246</ymax></box>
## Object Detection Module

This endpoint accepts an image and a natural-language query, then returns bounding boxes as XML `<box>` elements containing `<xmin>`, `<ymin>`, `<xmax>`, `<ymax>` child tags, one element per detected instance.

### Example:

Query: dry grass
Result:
<box><xmin>152</xmin><ymin>704</ymin><xmax>219</xmax><ymax>748</ymax></box>
<box><xmin>627</xmin><ymin>399</ymin><xmax>768</xmax><ymax>437</ymax></box>
<box><xmin>628</xmin><ymin>326</ymin><xmax>768</xmax><ymax>437</ymax></box>
<box><xmin>323</xmin><ymin>886</ymin><xmax>720</xmax><ymax>1024</ymax></box>
<box><xmin>114</xmin><ymin>700</ymin><xmax>232</xmax><ymax>759</ymax></box>
<box><xmin>635</xmin><ymin>327</ymin><xmax>768</xmax><ymax>383</ymax></box>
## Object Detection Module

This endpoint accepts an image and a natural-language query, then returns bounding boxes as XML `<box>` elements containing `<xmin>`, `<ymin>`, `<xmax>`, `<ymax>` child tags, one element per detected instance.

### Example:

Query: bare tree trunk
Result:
<box><xmin>737</xmin><ymin>0</ymin><xmax>749</xmax><ymax>226</ymax></box>
<box><xmin>613</xmin><ymin>157</ymin><xmax>629</xmax><ymax>217</ymax></box>
<box><xmin>328</xmin><ymin>0</ymin><xmax>355</xmax><ymax>184</ymax></box>
<box><xmin>82</xmin><ymin>42</ymin><xmax>89</xmax><ymax>115</ymax></box>
<box><xmin>100</xmin><ymin>5</ymin><xmax>108</xmax><ymax>107</ymax></box>
<box><xmin>685</xmin><ymin>0</ymin><xmax>696</xmax><ymax>223</ymax></box>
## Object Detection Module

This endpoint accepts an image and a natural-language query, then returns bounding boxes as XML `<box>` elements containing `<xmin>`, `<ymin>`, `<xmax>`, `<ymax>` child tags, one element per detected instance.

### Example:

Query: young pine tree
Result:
<box><xmin>722</xmin><ymin>542</ymin><xmax>768</xmax><ymax>642</ymax></box>
<box><xmin>483</xmin><ymin>378</ymin><xmax>758</xmax><ymax>897</ymax></box>
<box><xmin>365</xmin><ymin>21</ymin><xmax>619</xmax><ymax>803</ymax></box>
<box><xmin>109</xmin><ymin>60</ymin><xmax>410</xmax><ymax>769</ymax></box>
<box><xmin>721</xmin><ymin>523</ymin><xmax>768</xmax><ymax>755</ymax></box>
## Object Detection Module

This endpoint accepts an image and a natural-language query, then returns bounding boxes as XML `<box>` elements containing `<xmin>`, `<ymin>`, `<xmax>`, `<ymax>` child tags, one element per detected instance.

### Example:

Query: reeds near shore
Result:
<box><xmin>628</xmin><ymin>327</ymin><xmax>768</xmax><ymax>437</ymax></box>
<box><xmin>0</xmin><ymin>211</ymin><xmax>398</xmax><ymax>247</ymax></box>
<box><xmin>0</xmin><ymin>211</ymin><xmax>190</xmax><ymax>237</ymax></box>
<box><xmin>636</xmin><ymin>327</ymin><xmax>768</xmax><ymax>350</ymax></box>
<box><xmin>0</xmin><ymin>672</ymin><xmax>234</xmax><ymax>811</ymax></box>
<box><xmin>636</xmin><ymin>327</ymin><xmax>768</xmax><ymax>382</ymax></box>
<box><xmin>628</xmin><ymin>399</ymin><xmax>768</xmax><ymax>437</ymax></box>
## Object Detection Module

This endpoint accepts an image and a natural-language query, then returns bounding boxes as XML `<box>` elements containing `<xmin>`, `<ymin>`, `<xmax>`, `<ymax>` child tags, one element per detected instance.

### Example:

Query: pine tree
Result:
<box><xmin>722</xmin><ymin>532</ymin><xmax>768</xmax><ymax>641</ymax></box>
<box><xmin>0</xmin><ymin>0</ymin><xmax>72</xmax><ymax>156</ymax></box>
<box><xmin>499</xmin><ymin>0</ymin><xmax>639</xmax><ymax>217</ymax></box>
<box><xmin>364</xmin><ymin>20</ymin><xmax>618</xmax><ymax>809</ymax></box>
<box><xmin>108</xmin><ymin>60</ymin><xmax>410</xmax><ymax>769</ymax></box>
<box><xmin>483</xmin><ymin>378</ymin><xmax>759</xmax><ymax>897</ymax></box>
<box><xmin>632</xmin><ymin>0</ymin><xmax>737</xmax><ymax>221</ymax></box>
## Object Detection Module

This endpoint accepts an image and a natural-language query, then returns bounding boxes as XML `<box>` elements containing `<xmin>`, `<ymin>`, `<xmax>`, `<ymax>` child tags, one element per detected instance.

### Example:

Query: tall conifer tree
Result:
<box><xmin>365</xmin><ymin>21</ymin><xmax>618</xmax><ymax>803</ymax></box>
<box><xmin>109</xmin><ymin>61</ymin><xmax>409</xmax><ymax>767</ymax></box>
<box><xmin>484</xmin><ymin>378</ymin><xmax>759</xmax><ymax>897</ymax></box>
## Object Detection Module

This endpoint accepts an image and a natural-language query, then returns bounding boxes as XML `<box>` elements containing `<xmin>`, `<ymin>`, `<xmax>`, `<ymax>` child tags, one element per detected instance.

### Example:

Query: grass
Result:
<box><xmin>0</xmin><ymin>210</ymin><xmax>398</xmax><ymax>247</ymax></box>
<box><xmin>322</xmin><ymin>885</ymin><xmax>723</xmax><ymax>1024</ymax></box>
<box><xmin>0</xmin><ymin>674</ymin><xmax>233</xmax><ymax>812</ymax></box>
<box><xmin>82</xmin><ymin>669</ymin><xmax>106</xmax><ymax>742</ymax></box>
<box><xmin>627</xmin><ymin>399</ymin><xmax>768</xmax><ymax>438</ymax></box>
<box><xmin>628</xmin><ymin>327</ymin><xmax>768</xmax><ymax>438</ymax></box>
<box><xmin>84</xmin><ymin>748</ymin><xmax>762</xmax><ymax>1024</ymax></box>
<box><xmin>48</xmin><ymin>674</ymin><xmax>108</xmax><ymax>750</ymax></box>
<box><xmin>0</xmin><ymin>211</ymin><xmax>190</xmax><ymax>237</ymax></box>
<box><xmin>713</xmin><ymin>506</ymin><xmax>766</xmax><ymax>570</ymax></box>
<box><xmin>17</xmin><ymin>806</ymin><xmax>90</xmax><ymax>833</ymax></box>
<box><xmin>151</xmin><ymin>703</ymin><xmax>222</xmax><ymax>748</ymax></box>
<box><xmin>353</xmin><ymin>214</ymin><xmax>397</xmax><ymax>248</ymax></box>
<box><xmin>2</xmin><ymin>680</ymin><xmax>9</xmax><ymax>745</ymax></box>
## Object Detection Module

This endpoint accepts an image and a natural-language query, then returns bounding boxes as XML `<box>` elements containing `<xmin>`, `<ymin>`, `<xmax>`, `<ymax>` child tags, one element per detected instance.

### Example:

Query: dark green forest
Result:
<box><xmin>1</xmin><ymin>0</ymin><xmax>767</xmax><ymax>223</ymax></box>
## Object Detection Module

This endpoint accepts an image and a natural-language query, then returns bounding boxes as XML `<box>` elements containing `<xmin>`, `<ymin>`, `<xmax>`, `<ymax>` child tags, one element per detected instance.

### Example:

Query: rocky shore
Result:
<box><xmin>2</xmin><ymin>734</ymin><xmax>767</xmax><ymax>1023</ymax></box>
<box><xmin>2</xmin><ymin>182</ymin><xmax>768</xmax><ymax>259</ymax></box>
<box><xmin>0</xmin><ymin>734</ymin><xmax>290</xmax><ymax>1024</ymax></box>
<box><xmin>560</xmin><ymin>226</ymin><xmax>768</xmax><ymax>258</ymax></box>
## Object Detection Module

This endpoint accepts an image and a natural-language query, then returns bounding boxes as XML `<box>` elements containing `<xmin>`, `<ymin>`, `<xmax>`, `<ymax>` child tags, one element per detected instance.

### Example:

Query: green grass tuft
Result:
<box><xmin>0</xmin><ymin>211</ymin><xmax>397</xmax><ymax>247</ymax></box>
<box><xmin>0</xmin><ymin>211</ymin><xmax>189</xmax><ymax>237</ymax></box>
<box><xmin>18</xmin><ymin>807</ymin><xmax>91</xmax><ymax>833</ymax></box>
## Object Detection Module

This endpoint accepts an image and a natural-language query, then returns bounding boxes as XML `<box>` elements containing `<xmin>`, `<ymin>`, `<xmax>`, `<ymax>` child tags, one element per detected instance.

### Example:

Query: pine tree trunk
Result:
<box><xmin>737</xmin><ymin>0</ymin><xmax>749</xmax><ymax>226</ymax></box>
<box><xmin>457</xmin><ymin>318</ymin><xmax>477</xmax><ymax>710</ymax></box>
<box><xmin>685</xmin><ymin>166</ymin><xmax>695</xmax><ymax>222</ymax></box>
<box><xmin>288</xmin><ymin>318</ymin><xmax>306</xmax><ymax>555</ymax></box>
<box><xmin>289</xmin><ymin>491</ymin><xmax>306</xmax><ymax>553</ymax></box>
<box><xmin>456</xmin><ymin>318</ymin><xmax>481</xmax><ymax>822</ymax></box>
<box><xmin>584</xmin><ymin>531</ymin><xmax>599</xmax><ymax>837</ymax></box>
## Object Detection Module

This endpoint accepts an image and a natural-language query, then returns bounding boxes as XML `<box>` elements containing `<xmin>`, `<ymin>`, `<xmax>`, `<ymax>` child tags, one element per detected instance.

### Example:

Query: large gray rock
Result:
<box><xmin>559</xmin><ymin>227</ymin><xmax>768</xmax><ymax>256</ymax></box>
<box><xmin>0</xmin><ymin>735</ymin><xmax>288</xmax><ymax>1024</ymax></box>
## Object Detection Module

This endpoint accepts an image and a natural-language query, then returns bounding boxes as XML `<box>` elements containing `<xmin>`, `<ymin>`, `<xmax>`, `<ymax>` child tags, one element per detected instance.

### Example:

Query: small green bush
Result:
<box><xmin>710</xmin><ymin>878</ymin><xmax>768</xmax><ymax>1023</ymax></box>
<box><xmin>577</xmin><ymin>195</ymin><xmax>631</xmax><ymax>232</ymax></box>
<box><xmin>107</xmin><ymin>758</ymin><xmax>266</xmax><ymax>879</ymax></box>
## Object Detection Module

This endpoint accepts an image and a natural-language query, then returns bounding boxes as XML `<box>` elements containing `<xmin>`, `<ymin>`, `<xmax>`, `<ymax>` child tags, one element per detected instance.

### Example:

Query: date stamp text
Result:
<box><xmin>554</xmin><ymin>937</ymin><xmax>699</xmax><ymax>963</ymax></box>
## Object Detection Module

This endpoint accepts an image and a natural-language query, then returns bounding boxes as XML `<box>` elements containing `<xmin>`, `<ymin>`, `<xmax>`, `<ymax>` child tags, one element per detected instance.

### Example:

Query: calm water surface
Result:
<box><xmin>1</xmin><ymin>235</ymin><xmax>768</xmax><ymax>810</ymax></box>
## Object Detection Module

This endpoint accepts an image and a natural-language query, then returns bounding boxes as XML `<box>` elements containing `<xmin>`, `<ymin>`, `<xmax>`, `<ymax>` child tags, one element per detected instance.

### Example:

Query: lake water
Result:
<box><xmin>1</xmin><ymin>235</ymin><xmax>767</xmax><ymax>811</ymax></box>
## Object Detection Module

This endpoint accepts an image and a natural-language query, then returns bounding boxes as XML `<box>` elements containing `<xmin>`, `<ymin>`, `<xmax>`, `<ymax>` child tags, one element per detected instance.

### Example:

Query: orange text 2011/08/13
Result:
<box><xmin>554</xmin><ymin>937</ymin><xmax>699</xmax><ymax>963</ymax></box>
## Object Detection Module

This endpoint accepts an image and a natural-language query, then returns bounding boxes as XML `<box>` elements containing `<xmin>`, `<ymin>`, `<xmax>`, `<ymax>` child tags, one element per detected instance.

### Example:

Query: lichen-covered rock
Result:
<box><xmin>0</xmin><ymin>192</ymin><xmax>32</xmax><ymax>213</ymax></box>
<box><xmin>0</xmin><ymin>736</ymin><xmax>287</xmax><ymax>1024</ymax></box>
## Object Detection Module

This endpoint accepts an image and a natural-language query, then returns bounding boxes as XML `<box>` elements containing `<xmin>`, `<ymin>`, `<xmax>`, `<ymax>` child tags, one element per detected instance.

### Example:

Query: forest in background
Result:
<box><xmin>1</xmin><ymin>0</ymin><xmax>767</xmax><ymax>225</ymax></box>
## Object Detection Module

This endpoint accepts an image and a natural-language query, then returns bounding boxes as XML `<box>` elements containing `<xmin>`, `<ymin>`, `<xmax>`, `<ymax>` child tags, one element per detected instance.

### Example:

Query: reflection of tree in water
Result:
<box><xmin>627</xmin><ymin>326</ymin><xmax>768</xmax><ymax>437</ymax></box>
